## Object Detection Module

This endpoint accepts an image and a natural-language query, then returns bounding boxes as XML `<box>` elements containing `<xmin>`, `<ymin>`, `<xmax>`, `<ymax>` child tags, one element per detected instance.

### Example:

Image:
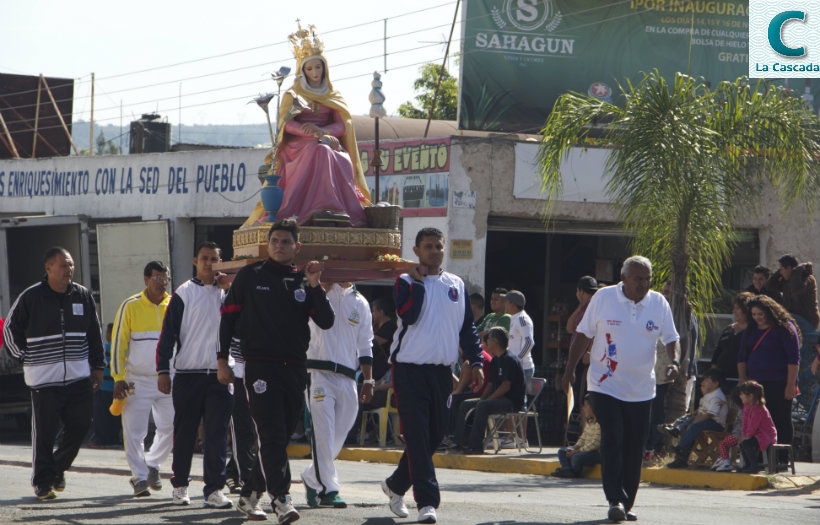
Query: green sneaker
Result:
<box><xmin>303</xmin><ymin>482</ymin><xmax>320</xmax><ymax>508</ymax></box>
<box><xmin>320</xmin><ymin>491</ymin><xmax>347</xmax><ymax>508</ymax></box>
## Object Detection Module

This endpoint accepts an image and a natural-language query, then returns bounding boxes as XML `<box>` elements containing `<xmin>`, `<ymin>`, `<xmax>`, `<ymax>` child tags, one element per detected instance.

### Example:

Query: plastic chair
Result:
<box><xmin>359</xmin><ymin>387</ymin><xmax>400</xmax><ymax>446</ymax></box>
<box><xmin>482</xmin><ymin>377</ymin><xmax>546</xmax><ymax>454</ymax></box>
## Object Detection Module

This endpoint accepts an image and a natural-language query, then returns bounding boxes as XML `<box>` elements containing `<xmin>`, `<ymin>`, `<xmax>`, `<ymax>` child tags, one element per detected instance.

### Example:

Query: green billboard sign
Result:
<box><xmin>459</xmin><ymin>0</ymin><xmax>761</xmax><ymax>132</ymax></box>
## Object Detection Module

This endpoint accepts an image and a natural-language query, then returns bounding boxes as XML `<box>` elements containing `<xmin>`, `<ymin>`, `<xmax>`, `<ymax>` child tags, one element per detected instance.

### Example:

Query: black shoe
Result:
<box><xmin>662</xmin><ymin>425</ymin><xmax>681</xmax><ymax>438</ymax></box>
<box><xmin>53</xmin><ymin>473</ymin><xmax>65</xmax><ymax>492</ymax></box>
<box><xmin>667</xmin><ymin>457</ymin><xmax>688</xmax><ymax>469</ymax></box>
<box><xmin>35</xmin><ymin>486</ymin><xmax>56</xmax><ymax>500</ymax></box>
<box><xmin>626</xmin><ymin>510</ymin><xmax>637</xmax><ymax>521</ymax></box>
<box><xmin>550</xmin><ymin>468</ymin><xmax>577</xmax><ymax>478</ymax></box>
<box><xmin>608</xmin><ymin>502</ymin><xmax>626</xmax><ymax>522</ymax></box>
<box><xmin>462</xmin><ymin>447</ymin><xmax>484</xmax><ymax>455</ymax></box>
<box><xmin>438</xmin><ymin>437</ymin><xmax>458</xmax><ymax>451</ymax></box>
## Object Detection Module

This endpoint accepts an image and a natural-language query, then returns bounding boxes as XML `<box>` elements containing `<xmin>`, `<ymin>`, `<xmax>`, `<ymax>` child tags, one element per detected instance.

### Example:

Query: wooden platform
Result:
<box><xmin>213</xmin><ymin>258</ymin><xmax>414</xmax><ymax>282</ymax></box>
<box><xmin>214</xmin><ymin>223</ymin><xmax>410</xmax><ymax>282</ymax></box>
<box><xmin>231</xmin><ymin>224</ymin><xmax>401</xmax><ymax>260</ymax></box>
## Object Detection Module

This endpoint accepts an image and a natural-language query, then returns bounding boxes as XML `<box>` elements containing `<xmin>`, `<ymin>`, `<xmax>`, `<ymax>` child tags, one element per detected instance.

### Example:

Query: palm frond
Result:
<box><xmin>537</xmin><ymin>69</ymin><xmax>820</xmax><ymax>326</ymax></box>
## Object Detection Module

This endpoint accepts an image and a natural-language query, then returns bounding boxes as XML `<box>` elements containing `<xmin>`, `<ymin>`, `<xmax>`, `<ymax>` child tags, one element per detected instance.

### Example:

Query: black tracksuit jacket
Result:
<box><xmin>218</xmin><ymin>259</ymin><xmax>334</xmax><ymax>363</ymax></box>
<box><xmin>3</xmin><ymin>278</ymin><xmax>105</xmax><ymax>388</ymax></box>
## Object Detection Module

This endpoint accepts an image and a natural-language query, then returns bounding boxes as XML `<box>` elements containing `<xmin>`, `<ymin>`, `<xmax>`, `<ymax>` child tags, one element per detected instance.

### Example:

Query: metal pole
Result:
<box><xmin>425</xmin><ymin>0</ymin><xmax>460</xmax><ymax>137</ymax></box>
<box><xmin>178</xmin><ymin>83</ymin><xmax>182</xmax><ymax>144</ymax></box>
<box><xmin>41</xmin><ymin>75</ymin><xmax>80</xmax><ymax>155</ymax></box>
<box><xmin>89</xmin><ymin>72</ymin><xmax>94</xmax><ymax>156</ymax></box>
<box><xmin>32</xmin><ymin>76</ymin><xmax>42</xmax><ymax>157</ymax></box>
<box><xmin>374</xmin><ymin>118</ymin><xmax>380</xmax><ymax>203</ymax></box>
<box><xmin>0</xmin><ymin>110</ymin><xmax>19</xmax><ymax>158</ymax></box>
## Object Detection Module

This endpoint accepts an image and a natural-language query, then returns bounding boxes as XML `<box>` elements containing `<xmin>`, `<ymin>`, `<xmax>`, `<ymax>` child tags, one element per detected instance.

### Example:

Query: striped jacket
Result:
<box><xmin>110</xmin><ymin>289</ymin><xmax>170</xmax><ymax>380</ymax></box>
<box><xmin>3</xmin><ymin>278</ymin><xmax>105</xmax><ymax>388</ymax></box>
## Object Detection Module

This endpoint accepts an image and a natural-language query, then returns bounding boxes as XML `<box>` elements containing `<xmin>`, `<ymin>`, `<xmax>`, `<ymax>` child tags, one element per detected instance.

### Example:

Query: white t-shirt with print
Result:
<box><xmin>697</xmin><ymin>388</ymin><xmax>729</xmax><ymax>427</ymax></box>
<box><xmin>577</xmin><ymin>283</ymin><xmax>679</xmax><ymax>402</ymax></box>
<box><xmin>508</xmin><ymin>310</ymin><xmax>535</xmax><ymax>371</ymax></box>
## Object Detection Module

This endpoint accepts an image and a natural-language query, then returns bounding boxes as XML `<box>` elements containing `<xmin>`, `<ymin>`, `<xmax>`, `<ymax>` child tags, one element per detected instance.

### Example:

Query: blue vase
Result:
<box><xmin>260</xmin><ymin>174</ymin><xmax>283</xmax><ymax>222</ymax></box>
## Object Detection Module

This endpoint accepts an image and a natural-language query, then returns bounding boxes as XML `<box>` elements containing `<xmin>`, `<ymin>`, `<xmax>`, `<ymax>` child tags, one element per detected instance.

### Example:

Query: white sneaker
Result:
<box><xmin>172</xmin><ymin>486</ymin><xmax>190</xmax><ymax>505</ymax></box>
<box><xmin>715</xmin><ymin>459</ymin><xmax>734</xmax><ymax>472</ymax></box>
<box><xmin>381</xmin><ymin>479</ymin><xmax>409</xmax><ymax>518</ymax></box>
<box><xmin>237</xmin><ymin>492</ymin><xmax>267</xmax><ymax>521</ymax></box>
<box><xmin>204</xmin><ymin>489</ymin><xmax>232</xmax><ymax>509</ymax></box>
<box><xmin>274</xmin><ymin>494</ymin><xmax>300</xmax><ymax>524</ymax></box>
<box><xmin>710</xmin><ymin>457</ymin><xmax>725</xmax><ymax>470</ymax></box>
<box><xmin>418</xmin><ymin>505</ymin><xmax>437</xmax><ymax>524</ymax></box>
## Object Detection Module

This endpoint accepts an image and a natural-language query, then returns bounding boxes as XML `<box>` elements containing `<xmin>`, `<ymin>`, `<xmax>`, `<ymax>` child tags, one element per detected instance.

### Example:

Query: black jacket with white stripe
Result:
<box><xmin>3</xmin><ymin>278</ymin><xmax>105</xmax><ymax>389</ymax></box>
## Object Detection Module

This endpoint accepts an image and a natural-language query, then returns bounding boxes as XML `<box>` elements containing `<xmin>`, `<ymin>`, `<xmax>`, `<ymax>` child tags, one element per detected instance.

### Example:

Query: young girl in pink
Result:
<box><xmin>736</xmin><ymin>380</ymin><xmax>777</xmax><ymax>473</ymax></box>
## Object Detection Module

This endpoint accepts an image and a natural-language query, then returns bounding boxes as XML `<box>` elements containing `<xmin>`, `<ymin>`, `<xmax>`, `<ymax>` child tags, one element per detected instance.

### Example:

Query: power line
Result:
<box><xmin>2</xmin><ymin>47</ymin><xmax>465</xmax><ymax>138</ymax></box>
<box><xmin>2</xmin><ymin>25</ymin><xmax>461</xmax><ymax>120</ymax></box>
<box><xmin>3</xmin><ymin>1</ymin><xmax>658</xmax><ymax>134</ymax></box>
<box><xmin>2</xmin><ymin>37</ymin><xmax>460</xmax><ymax>130</ymax></box>
<box><xmin>0</xmin><ymin>2</ymin><xmax>459</xmax><ymax>101</ymax></box>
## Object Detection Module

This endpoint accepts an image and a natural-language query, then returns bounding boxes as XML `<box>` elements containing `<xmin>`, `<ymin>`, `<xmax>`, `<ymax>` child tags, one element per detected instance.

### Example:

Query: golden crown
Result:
<box><xmin>289</xmin><ymin>22</ymin><xmax>324</xmax><ymax>62</ymax></box>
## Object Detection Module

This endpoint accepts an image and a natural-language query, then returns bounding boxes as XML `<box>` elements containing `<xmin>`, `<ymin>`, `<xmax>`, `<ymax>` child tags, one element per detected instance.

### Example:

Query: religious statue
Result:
<box><xmin>243</xmin><ymin>23</ymin><xmax>370</xmax><ymax>227</ymax></box>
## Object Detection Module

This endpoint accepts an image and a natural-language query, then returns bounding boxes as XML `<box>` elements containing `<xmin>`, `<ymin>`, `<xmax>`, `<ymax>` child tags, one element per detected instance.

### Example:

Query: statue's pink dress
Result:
<box><xmin>275</xmin><ymin>104</ymin><xmax>367</xmax><ymax>226</ymax></box>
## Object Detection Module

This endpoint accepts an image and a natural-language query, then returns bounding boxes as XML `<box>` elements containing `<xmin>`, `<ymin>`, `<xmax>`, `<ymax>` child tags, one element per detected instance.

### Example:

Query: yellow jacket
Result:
<box><xmin>110</xmin><ymin>290</ymin><xmax>170</xmax><ymax>381</ymax></box>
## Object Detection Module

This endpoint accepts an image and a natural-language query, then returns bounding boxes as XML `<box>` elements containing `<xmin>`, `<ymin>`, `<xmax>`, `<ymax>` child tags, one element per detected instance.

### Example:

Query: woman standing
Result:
<box><xmin>737</xmin><ymin>295</ymin><xmax>800</xmax><ymax>445</ymax></box>
<box><xmin>711</xmin><ymin>292</ymin><xmax>753</xmax><ymax>394</ymax></box>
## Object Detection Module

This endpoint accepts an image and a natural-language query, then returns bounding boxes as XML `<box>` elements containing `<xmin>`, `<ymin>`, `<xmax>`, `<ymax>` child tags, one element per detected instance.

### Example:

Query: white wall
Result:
<box><xmin>0</xmin><ymin>149</ymin><xmax>259</xmax><ymax>219</ymax></box>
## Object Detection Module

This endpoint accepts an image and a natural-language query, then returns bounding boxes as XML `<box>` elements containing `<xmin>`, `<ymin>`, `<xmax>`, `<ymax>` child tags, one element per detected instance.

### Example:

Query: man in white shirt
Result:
<box><xmin>562</xmin><ymin>256</ymin><xmax>680</xmax><ymax>523</ymax></box>
<box><xmin>504</xmin><ymin>290</ymin><xmax>535</xmax><ymax>382</ymax></box>
<box><xmin>381</xmin><ymin>227</ymin><xmax>483</xmax><ymax>525</ymax></box>
<box><xmin>302</xmin><ymin>282</ymin><xmax>374</xmax><ymax>509</ymax></box>
<box><xmin>156</xmin><ymin>241</ymin><xmax>234</xmax><ymax>509</ymax></box>
<box><xmin>503</xmin><ymin>289</ymin><xmax>535</xmax><ymax>445</ymax></box>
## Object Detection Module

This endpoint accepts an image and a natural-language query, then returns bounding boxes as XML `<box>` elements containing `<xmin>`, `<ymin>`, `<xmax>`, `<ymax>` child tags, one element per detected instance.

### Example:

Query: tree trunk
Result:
<box><xmin>664</xmin><ymin>242</ymin><xmax>693</xmax><ymax>420</ymax></box>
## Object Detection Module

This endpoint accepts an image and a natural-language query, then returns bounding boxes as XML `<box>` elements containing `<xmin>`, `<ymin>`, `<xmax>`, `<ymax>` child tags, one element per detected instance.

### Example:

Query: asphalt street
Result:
<box><xmin>1</xmin><ymin>451</ymin><xmax>818</xmax><ymax>525</ymax></box>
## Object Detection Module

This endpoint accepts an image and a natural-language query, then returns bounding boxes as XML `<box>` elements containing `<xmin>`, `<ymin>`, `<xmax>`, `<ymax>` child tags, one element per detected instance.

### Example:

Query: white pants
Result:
<box><xmin>301</xmin><ymin>370</ymin><xmax>358</xmax><ymax>494</ymax></box>
<box><xmin>121</xmin><ymin>375</ymin><xmax>174</xmax><ymax>482</ymax></box>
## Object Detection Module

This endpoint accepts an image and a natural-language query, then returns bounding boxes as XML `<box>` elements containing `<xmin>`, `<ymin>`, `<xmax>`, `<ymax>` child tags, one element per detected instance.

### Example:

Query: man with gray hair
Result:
<box><xmin>562</xmin><ymin>255</ymin><xmax>680</xmax><ymax>523</ymax></box>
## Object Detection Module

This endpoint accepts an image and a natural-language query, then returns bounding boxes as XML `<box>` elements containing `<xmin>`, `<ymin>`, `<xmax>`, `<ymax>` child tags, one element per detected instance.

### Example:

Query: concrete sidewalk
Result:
<box><xmin>325</xmin><ymin>444</ymin><xmax>820</xmax><ymax>491</ymax></box>
<box><xmin>1</xmin><ymin>442</ymin><xmax>816</xmax><ymax>492</ymax></box>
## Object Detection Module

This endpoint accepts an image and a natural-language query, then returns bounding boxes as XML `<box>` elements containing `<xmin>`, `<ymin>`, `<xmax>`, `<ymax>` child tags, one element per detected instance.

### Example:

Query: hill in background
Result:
<box><xmin>70</xmin><ymin>120</ymin><xmax>271</xmax><ymax>152</ymax></box>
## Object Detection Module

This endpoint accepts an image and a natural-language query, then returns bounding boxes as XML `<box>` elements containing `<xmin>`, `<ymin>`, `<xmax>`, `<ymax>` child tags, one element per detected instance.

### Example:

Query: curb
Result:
<box><xmin>305</xmin><ymin>445</ymin><xmax>777</xmax><ymax>491</ymax></box>
<box><xmin>1</xmin><ymin>444</ymin><xmax>806</xmax><ymax>492</ymax></box>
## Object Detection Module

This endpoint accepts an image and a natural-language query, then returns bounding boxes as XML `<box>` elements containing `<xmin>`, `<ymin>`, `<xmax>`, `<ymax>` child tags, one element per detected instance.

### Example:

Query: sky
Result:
<box><xmin>1</xmin><ymin>0</ymin><xmax>462</xmax><ymax>132</ymax></box>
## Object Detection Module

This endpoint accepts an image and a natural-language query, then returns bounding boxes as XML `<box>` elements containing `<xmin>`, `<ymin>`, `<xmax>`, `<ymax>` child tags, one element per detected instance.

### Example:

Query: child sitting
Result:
<box><xmin>667</xmin><ymin>367</ymin><xmax>728</xmax><ymax>468</ymax></box>
<box><xmin>712</xmin><ymin>387</ymin><xmax>744</xmax><ymax>471</ymax></box>
<box><xmin>551</xmin><ymin>394</ymin><xmax>600</xmax><ymax>478</ymax></box>
<box><xmin>736</xmin><ymin>380</ymin><xmax>777</xmax><ymax>473</ymax></box>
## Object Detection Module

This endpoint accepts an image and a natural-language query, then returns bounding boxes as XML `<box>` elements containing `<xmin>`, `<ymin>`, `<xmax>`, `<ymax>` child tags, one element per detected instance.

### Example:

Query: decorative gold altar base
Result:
<box><xmin>230</xmin><ymin>224</ymin><xmax>402</xmax><ymax>261</ymax></box>
<box><xmin>214</xmin><ymin>224</ymin><xmax>408</xmax><ymax>282</ymax></box>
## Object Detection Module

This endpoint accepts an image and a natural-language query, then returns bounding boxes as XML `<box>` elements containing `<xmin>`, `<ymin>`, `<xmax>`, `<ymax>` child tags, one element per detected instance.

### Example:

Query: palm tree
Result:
<box><xmin>538</xmin><ymin>70</ymin><xmax>820</xmax><ymax>417</ymax></box>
